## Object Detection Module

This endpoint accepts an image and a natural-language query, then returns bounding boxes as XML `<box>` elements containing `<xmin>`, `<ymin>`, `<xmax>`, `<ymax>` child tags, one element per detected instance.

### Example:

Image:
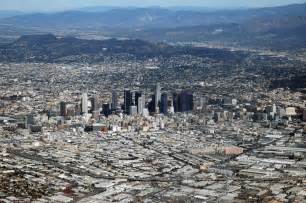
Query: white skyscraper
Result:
<box><xmin>155</xmin><ymin>83</ymin><xmax>161</xmax><ymax>112</ymax></box>
<box><xmin>81</xmin><ymin>92</ymin><xmax>88</xmax><ymax>115</ymax></box>
<box><xmin>272</xmin><ymin>103</ymin><xmax>277</xmax><ymax>114</ymax></box>
<box><xmin>138</xmin><ymin>96</ymin><xmax>145</xmax><ymax>115</ymax></box>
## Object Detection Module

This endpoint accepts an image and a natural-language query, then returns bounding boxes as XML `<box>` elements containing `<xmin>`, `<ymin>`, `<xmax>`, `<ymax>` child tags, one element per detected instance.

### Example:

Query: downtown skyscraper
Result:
<box><xmin>154</xmin><ymin>83</ymin><xmax>161</xmax><ymax>113</ymax></box>
<box><xmin>81</xmin><ymin>92</ymin><xmax>88</xmax><ymax>115</ymax></box>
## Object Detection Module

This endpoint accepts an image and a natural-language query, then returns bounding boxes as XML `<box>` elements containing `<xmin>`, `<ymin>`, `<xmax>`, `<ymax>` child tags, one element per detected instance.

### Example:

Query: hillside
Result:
<box><xmin>0</xmin><ymin>34</ymin><xmax>248</xmax><ymax>63</ymax></box>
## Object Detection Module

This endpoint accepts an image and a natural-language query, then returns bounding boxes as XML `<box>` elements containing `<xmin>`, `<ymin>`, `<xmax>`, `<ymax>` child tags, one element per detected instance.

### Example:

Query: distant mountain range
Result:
<box><xmin>0</xmin><ymin>10</ymin><xmax>24</xmax><ymax>19</ymax></box>
<box><xmin>119</xmin><ymin>17</ymin><xmax>306</xmax><ymax>50</ymax></box>
<box><xmin>2</xmin><ymin>3</ymin><xmax>305</xmax><ymax>29</ymax></box>
<box><xmin>0</xmin><ymin>3</ymin><xmax>305</xmax><ymax>50</ymax></box>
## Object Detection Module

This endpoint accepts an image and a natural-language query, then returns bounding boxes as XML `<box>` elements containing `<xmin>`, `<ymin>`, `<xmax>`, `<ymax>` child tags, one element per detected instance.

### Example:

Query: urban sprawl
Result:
<box><xmin>1</xmin><ymin>51</ymin><xmax>306</xmax><ymax>203</ymax></box>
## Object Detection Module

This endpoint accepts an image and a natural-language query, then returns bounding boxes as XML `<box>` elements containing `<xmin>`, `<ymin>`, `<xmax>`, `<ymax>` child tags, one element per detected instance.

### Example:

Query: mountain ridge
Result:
<box><xmin>0</xmin><ymin>3</ymin><xmax>305</xmax><ymax>50</ymax></box>
<box><xmin>2</xmin><ymin>3</ymin><xmax>305</xmax><ymax>29</ymax></box>
<box><xmin>0</xmin><ymin>34</ymin><xmax>248</xmax><ymax>63</ymax></box>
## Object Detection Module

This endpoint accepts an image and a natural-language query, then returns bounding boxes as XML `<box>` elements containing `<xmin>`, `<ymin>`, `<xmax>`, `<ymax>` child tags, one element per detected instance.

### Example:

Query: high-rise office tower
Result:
<box><xmin>154</xmin><ymin>83</ymin><xmax>161</xmax><ymax>112</ymax></box>
<box><xmin>135</xmin><ymin>92</ymin><xmax>142</xmax><ymax>107</ymax></box>
<box><xmin>179</xmin><ymin>91</ymin><xmax>194</xmax><ymax>112</ymax></box>
<box><xmin>81</xmin><ymin>92</ymin><xmax>88</xmax><ymax>115</ymax></box>
<box><xmin>102</xmin><ymin>103</ymin><xmax>111</xmax><ymax>117</ymax></box>
<box><xmin>124</xmin><ymin>90</ymin><xmax>132</xmax><ymax>115</ymax></box>
<box><xmin>60</xmin><ymin>101</ymin><xmax>67</xmax><ymax>117</ymax></box>
<box><xmin>272</xmin><ymin>103</ymin><xmax>277</xmax><ymax>114</ymax></box>
<box><xmin>111</xmin><ymin>91</ymin><xmax>118</xmax><ymax>111</ymax></box>
<box><xmin>160</xmin><ymin>93</ymin><xmax>168</xmax><ymax>115</ymax></box>
<box><xmin>169</xmin><ymin>102</ymin><xmax>175</xmax><ymax>114</ymax></box>
<box><xmin>173</xmin><ymin>92</ymin><xmax>179</xmax><ymax>113</ymax></box>
<box><xmin>130</xmin><ymin>105</ymin><xmax>138</xmax><ymax>116</ymax></box>
<box><xmin>148</xmin><ymin>95</ymin><xmax>156</xmax><ymax>113</ymax></box>
<box><xmin>75</xmin><ymin>103</ymin><xmax>81</xmax><ymax>116</ymax></box>
<box><xmin>90</xmin><ymin>97</ymin><xmax>99</xmax><ymax>113</ymax></box>
<box><xmin>137</xmin><ymin>96</ymin><xmax>145</xmax><ymax>115</ymax></box>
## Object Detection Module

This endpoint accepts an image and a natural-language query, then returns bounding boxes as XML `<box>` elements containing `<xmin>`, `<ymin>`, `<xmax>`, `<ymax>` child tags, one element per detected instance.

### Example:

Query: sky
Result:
<box><xmin>1</xmin><ymin>0</ymin><xmax>306</xmax><ymax>12</ymax></box>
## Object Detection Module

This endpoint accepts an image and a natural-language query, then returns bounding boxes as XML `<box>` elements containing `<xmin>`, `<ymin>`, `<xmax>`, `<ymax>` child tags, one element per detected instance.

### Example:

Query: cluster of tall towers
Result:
<box><xmin>59</xmin><ymin>84</ymin><xmax>193</xmax><ymax>118</ymax></box>
<box><xmin>121</xmin><ymin>90</ymin><xmax>145</xmax><ymax>116</ymax></box>
<box><xmin>122</xmin><ymin>83</ymin><xmax>194</xmax><ymax>116</ymax></box>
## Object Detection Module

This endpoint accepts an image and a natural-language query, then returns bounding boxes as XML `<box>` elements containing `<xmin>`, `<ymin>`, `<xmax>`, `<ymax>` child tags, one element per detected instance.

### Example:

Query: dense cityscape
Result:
<box><xmin>1</xmin><ymin>1</ymin><xmax>306</xmax><ymax>203</ymax></box>
<box><xmin>0</xmin><ymin>49</ymin><xmax>306</xmax><ymax>203</ymax></box>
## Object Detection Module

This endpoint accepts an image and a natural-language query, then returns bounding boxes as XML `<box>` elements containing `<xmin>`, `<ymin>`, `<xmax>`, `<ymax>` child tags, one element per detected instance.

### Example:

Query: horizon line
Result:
<box><xmin>0</xmin><ymin>2</ymin><xmax>305</xmax><ymax>13</ymax></box>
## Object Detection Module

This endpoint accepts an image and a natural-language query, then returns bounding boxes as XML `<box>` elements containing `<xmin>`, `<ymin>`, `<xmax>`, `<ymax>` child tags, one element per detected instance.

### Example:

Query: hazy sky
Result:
<box><xmin>1</xmin><ymin>0</ymin><xmax>306</xmax><ymax>11</ymax></box>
